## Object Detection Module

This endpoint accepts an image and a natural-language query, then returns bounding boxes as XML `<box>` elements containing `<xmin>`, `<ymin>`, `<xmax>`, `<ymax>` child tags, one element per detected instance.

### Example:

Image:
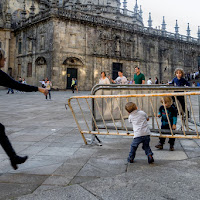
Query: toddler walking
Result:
<box><xmin>125</xmin><ymin>102</ymin><xmax>154</xmax><ymax>164</ymax></box>
<box><xmin>155</xmin><ymin>97</ymin><xmax>177</xmax><ymax>151</ymax></box>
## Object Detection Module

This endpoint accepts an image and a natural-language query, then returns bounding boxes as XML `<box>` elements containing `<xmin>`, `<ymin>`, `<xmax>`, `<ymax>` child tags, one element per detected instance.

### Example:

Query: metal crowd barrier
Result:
<box><xmin>68</xmin><ymin>89</ymin><xmax>200</xmax><ymax>145</ymax></box>
<box><xmin>91</xmin><ymin>85</ymin><xmax>200</xmax><ymax>128</ymax></box>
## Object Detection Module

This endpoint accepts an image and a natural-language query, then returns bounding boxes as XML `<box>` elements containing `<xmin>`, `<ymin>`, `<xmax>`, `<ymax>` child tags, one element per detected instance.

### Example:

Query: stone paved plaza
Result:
<box><xmin>1</xmin><ymin>90</ymin><xmax>200</xmax><ymax>200</ymax></box>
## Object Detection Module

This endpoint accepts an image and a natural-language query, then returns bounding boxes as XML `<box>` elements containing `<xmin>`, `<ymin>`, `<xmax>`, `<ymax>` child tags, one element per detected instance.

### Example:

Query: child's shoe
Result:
<box><xmin>155</xmin><ymin>143</ymin><xmax>163</xmax><ymax>149</ymax></box>
<box><xmin>127</xmin><ymin>157</ymin><xmax>134</xmax><ymax>163</ymax></box>
<box><xmin>169</xmin><ymin>145</ymin><xmax>174</xmax><ymax>151</ymax></box>
<box><xmin>148</xmin><ymin>155</ymin><xmax>154</xmax><ymax>164</ymax></box>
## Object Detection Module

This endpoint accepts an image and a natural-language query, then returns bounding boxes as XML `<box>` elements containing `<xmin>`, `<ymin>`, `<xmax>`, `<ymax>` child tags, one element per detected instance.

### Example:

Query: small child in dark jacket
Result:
<box><xmin>155</xmin><ymin>97</ymin><xmax>177</xmax><ymax>151</ymax></box>
<box><xmin>171</xmin><ymin>68</ymin><xmax>190</xmax><ymax>87</ymax></box>
<box><xmin>170</xmin><ymin>68</ymin><xmax>190</xmax><ymax>113</ymax></box>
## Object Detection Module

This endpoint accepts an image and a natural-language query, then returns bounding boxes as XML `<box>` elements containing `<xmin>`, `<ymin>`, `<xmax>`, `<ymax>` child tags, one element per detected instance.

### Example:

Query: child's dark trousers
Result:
<box><xmin>128</xmin><ymin>135</ymin><xmax>153</xmax><ymax>160</ymax></box>
<box><xmin>159</xmin><ymin>125</ymin><xmax>175</xmax><ymax>146</ymax></box>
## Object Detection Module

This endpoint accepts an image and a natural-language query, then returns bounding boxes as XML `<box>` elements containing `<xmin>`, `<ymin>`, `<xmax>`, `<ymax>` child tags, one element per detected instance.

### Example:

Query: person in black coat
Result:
<box><xmin>0</xmin><ymin>49</ymin><xmax>48</xmax><ymax>170</ymax></box>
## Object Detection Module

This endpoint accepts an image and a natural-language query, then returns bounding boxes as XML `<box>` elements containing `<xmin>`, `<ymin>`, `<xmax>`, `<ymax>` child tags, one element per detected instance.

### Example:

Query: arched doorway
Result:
<box><xmin>35</xmin><ymin>57</ymin><xmax>47</xmax><ymax>86</ymax></box>
<box><xmin>63</xmin><ymin>57</ymin><xmax>84</xmax><ymax>89</ymax></box>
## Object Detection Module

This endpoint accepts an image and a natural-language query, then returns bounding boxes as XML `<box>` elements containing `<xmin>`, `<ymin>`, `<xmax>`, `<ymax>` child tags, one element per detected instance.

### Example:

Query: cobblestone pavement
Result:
<box><xmin>0</xmin><ymin>90</ymin><xmax>200</xmax><ymax>200</ymax></box>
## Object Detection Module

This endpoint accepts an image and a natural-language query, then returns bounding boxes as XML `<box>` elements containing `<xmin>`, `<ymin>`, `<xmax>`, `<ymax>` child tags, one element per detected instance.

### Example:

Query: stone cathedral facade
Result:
<box><xmin>1</xmin><ymin>0</ymin><xmax>200</xmax><ymax>90</ymax></box>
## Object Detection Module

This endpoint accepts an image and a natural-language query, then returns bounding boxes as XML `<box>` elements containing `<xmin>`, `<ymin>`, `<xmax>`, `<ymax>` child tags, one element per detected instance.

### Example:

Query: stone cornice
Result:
<box><xmin>14</xmin><ymin>8</ymin><xmax>200</xmax><ymax>46</ymax></box>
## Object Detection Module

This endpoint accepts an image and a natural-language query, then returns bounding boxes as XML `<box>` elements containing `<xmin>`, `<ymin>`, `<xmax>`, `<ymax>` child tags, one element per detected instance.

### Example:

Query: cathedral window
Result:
<box><xmin>40</xmin><ymin>35</ymin><xmax>45</xmax><ymax>50</ymax></box>
<box><xmin>27</xmin><ymin>63</ymin><xmax>32</xmax><ymax>77</ymax></box>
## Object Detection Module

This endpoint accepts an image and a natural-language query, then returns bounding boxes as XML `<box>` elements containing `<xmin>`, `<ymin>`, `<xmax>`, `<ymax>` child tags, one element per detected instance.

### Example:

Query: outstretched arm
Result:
<box><xmin>0</xmin><ymin>70</ymin><xmax>48</xmax><ymax>95</ymax></box>
<box><xmin>108</xmin><ymin>76</ymin><xmax>115</xmax><ymax>83</ymax></box>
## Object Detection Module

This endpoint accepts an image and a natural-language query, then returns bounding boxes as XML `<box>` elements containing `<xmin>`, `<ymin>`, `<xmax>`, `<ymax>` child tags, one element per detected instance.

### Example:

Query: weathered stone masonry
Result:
<box><xmin>1</xmin><ymin>0</ymin><xmax>200</xmax><ymax>90</ymax></box>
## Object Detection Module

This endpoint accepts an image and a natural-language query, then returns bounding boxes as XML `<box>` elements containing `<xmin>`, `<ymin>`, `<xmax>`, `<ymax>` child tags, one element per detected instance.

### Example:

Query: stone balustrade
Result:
<box><xmin>14</xmin><ymin>7</ymin><xmax>200</xmax><ymax>45</ymax></box>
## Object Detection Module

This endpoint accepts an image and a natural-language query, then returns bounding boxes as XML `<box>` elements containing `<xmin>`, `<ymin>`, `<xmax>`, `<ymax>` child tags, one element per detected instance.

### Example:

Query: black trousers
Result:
<box><xmin>46</xmin><ymin>90</ymin><xmax>51</xmax><ymax>99</ymax></box>
<box><xmin>159</xmin><ymin>125</ymin><xmax>175</xmax><ymax>146</ymax></box>
<box><xmin>172</xmin><ymin>95</ymin><xmax>185</xmax><ymax>112</ymax></box>
<box><xmin>0</xmin><ymin>123</ymin><xmax>16</xmax><ymax>159</ymax></box>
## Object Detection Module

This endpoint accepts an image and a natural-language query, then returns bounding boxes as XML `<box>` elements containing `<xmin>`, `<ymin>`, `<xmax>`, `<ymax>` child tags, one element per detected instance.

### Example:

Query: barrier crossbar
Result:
<box><xmin>68</xmin><ymin>91</ymin><xmax>200</xmax><ymax>145</ymax></box>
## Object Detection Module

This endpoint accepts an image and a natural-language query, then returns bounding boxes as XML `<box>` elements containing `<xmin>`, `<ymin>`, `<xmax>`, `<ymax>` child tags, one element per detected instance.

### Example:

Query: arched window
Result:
<box><xmin>27</xmin><ymin>63</ymin><xmax>32</xmax><ymax>77</ymax></box>
<box><xmin>40</xmin><ymin>35</ymin><xmax>45</xmax><ymax>50</ymax></box>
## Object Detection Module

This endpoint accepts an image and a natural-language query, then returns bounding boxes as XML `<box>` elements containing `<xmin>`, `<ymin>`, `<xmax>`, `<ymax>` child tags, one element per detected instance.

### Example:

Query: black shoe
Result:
<box><xmin>10</xmin><ymin>156</ymin><xmax>28</xmax><ymax>170</ymax></box>
<box><xmin>127</xmin><ymin>157</ymin><xmax>134</xmax><ymax>163</ymax></box>
<box><xmin>155</xmin><ymin>143</ymin><xmax>163</xmax><ymax>150</ymax></box>
<box><xmin>169</xmin><ymin>145</ymin><xmax>174</xmax><ymax>151</ymax></box>
<box><xmin>148</xmin><ymin>155</ymin><xmax>154</xmax><ymax>164</ymax></box>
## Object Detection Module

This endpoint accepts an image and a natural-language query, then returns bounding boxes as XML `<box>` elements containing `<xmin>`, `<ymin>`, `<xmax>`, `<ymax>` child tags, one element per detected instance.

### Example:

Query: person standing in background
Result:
<box><xmin>155</xmin><ymin>77</ymin><xmax>159</xmax><ymax>84</ymax></box>
<box><xmin>74</xmin><ymin>78</ymin><xmax>79</xmax><ymax>93</ymax></box>
<box><xmin>109</xmin><ymin>70</ymin><xmax>128</xmax><ymax>84</ymax></box>
<box><xmin>22</xmin><ymin>78</ymin><xmax>27</xmax><ymax>84</ymax></box>
<box><xmin>45</xmin><ymin>78</ymin><xmax>52</xmax><ymax>100</ymax></box>
<box><xmin>147</xmin><ymin>78</ymin><xmax>152</xmax><ymax>85</ymax></box>
<box><xmin>99</xmin><ymin>71</ymin><xmax>110</xmax><ymax>84</ymax></box>
<box><xmin>71</xmin><ymin>78</ymin><xmax>75</xmax><ymax>93</ymax></box>
<box><xmin>133</xmin><ymin>67</ymin><xmax>145</xmax><ymax>84</ymax></box>
<box><xmin>39</xmin><ymin>79</ymin><xmax>46</xmax><ymax>88</ymax></box>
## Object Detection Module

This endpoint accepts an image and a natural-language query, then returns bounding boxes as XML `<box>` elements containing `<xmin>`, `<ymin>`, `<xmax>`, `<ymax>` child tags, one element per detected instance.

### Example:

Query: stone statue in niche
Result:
<box><xmin>116</xmin><ymin>39</ymin><xmax>120</xmax><ymax>52</ymax></box>
<box><xmin>107</xmin><ymin>41</ymin><xmax>112</xmax><ymax>56</ymax></box>
<box><xmin>28</xmin><ymin>40</ymin><xmax>32</xmax><ymax>52</ymax></box>
<box><xmin>127</xmin><ymin>43</ymin><xmax>131</xmax><ymax>57</ymax></box>
<box><xmin>115</xmin><ymin>37</ymin><xmax>121</xmax><ymax>57</ymax></box>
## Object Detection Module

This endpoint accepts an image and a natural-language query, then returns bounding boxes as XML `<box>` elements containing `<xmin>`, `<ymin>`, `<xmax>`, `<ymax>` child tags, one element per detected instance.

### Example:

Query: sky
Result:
<box><xmin>125</xmin><ymin>0</ymin><xmax>200</xmax><ymax>38</ymax></box>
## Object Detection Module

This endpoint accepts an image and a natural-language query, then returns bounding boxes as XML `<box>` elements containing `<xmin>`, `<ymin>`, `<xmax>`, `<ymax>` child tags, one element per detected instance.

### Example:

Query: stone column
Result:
<box><xmin>4</xmin><ymin>30</ymin><xmax>11</xmax><ymax>73</ymax></box>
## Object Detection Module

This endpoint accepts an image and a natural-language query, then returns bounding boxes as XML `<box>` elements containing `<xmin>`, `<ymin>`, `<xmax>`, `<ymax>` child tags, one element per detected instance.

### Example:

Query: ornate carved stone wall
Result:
<box><xmin>1</xmin><ymin>2</ymin><xmax>200</xmax><ymax>90</ymax></box>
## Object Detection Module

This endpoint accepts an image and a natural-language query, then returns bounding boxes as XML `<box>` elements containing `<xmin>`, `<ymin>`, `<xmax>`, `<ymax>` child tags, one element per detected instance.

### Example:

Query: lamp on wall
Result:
<box><xmin>62</xmin><ymin>71</ymin><xmax>66</xmax><ymax>76</ymax></box>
